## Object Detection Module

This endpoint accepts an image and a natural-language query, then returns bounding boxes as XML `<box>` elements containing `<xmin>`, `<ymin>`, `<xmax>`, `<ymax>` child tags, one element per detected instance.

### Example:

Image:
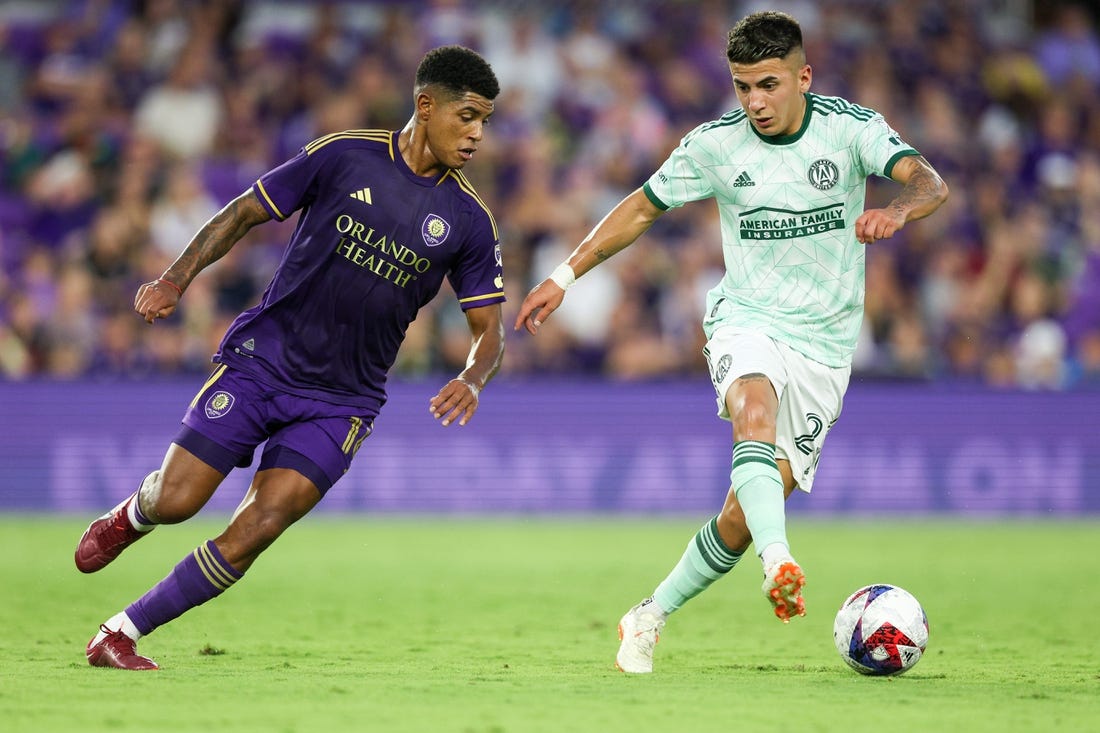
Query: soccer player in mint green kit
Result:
<box><xmin>76</xmin><ymin>46</ymin><xmax>505</xmax><ymax>670</ymax></box>
<box><xmin>514</xmin><ymin>11</ymin><xmax>949</xmax><ymax>673</ymax></box>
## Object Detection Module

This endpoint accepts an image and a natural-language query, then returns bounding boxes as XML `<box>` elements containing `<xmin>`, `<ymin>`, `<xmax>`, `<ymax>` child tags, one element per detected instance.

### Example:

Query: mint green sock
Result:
<box><xmin>731</xmin><ymin>440</ymin><xmax>788</xmax><ymax>556</ymax></box>
<box><xmin>652</xmin><ymin>516</ymin><xmax>743</xmax><ymax>614</ymax></box>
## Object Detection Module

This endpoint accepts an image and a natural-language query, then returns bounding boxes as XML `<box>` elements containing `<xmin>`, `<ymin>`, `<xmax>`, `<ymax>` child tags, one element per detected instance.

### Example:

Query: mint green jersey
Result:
<box><xmin>643</xmin><ymin>92</ymin><xmax>920</xmax><ymax>367</ymax></box>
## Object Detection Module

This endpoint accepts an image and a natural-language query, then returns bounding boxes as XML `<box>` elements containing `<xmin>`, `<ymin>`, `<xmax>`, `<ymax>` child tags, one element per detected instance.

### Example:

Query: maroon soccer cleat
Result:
<box><xmin>74</xmin><ymin>497</ymin><xmax>149</xmax><ymax>573</ymax></box>
<box><xmin>86</xmin><ymin>625</ymin><xmax>159</xmax><ymax>670</ymax></box>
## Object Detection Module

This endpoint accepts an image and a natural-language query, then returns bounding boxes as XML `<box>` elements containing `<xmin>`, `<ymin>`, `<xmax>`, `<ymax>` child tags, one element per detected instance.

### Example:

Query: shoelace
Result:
<box><xmin>97</xmin><ymin>624</ymin><xmax>134</xmax><ymax>651</ymax></box>
<box><xmin>631</xmin><ymin>616</ymin><xmax>664</xmax><ymax>653</ymax></box>
<box><xmin>96</xmin><ymin>513</ymin><xmax>131</xmax><ymax>542</ymax></box>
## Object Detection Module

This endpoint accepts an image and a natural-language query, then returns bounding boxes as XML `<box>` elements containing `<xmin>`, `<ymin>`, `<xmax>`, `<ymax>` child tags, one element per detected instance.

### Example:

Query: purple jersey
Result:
<box><xmin>214</xmin><ymin>129</ymin><xmax>505</xmax><ymax>413</ymax></box>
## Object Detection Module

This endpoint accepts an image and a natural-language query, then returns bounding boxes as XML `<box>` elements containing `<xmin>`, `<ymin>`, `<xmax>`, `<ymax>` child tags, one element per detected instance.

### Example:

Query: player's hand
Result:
<box><xmin>429</xmin><ymin>377</ymin><xmax>481</xmax><ymax>427</ymax></box>
<box><xmin>513</xmin><ymin>280</ymin><xmax>565</xmax><ymax>335</ymax></box>
<box><xmin>854</xmin><ymin>208</ymin><xmax>907</xmax><ymax>244</ymax></box>
<box><xmin>134</xmin><ymin>279</ymin><xmax>181</xmax><ymax>324</ymax></box>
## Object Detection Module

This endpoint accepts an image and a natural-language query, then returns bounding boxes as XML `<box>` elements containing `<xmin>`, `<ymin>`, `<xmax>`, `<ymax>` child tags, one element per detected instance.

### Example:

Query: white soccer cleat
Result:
<box><xmin>615</xmin><ymin>599</ymin><xmax>666</xmax><ymax>674</ymax></box>
<box><xmin>762</xmin><ymin>558</ymin><xmax>806</xmax><ymax>623</ymax></box>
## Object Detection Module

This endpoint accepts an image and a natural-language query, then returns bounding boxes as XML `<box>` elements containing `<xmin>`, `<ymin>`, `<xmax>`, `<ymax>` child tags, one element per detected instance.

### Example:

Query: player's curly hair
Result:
<box><xmin>415</xmin><ymin>45</ymin><xmax>500</xmax><ymax>101</ymax></box>
<box><xmin>726</xmin><ymin>11</ymin><xmax>804</xmax><ymax>64</ymax></box>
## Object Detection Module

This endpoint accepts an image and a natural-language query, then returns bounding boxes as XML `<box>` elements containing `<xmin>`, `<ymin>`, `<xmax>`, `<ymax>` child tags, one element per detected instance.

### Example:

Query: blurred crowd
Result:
<box><xmin>1</xmin><ymin>0</ymin><xmax>1100</xmax><ymax>389</ymax></box>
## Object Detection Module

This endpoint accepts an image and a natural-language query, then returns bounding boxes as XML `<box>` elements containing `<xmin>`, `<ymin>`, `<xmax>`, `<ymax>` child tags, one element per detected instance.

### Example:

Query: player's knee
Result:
<box><xmin>144</xmin><ymin>471</ymin><xmax>203</xmax><ymax>524</ymax></box>
<box><xmin>245</xmin><ymin>506</ymin><xmax>295</xmax><ymax>550</ymax></box>
<box><xmin>731</xmin><ymin>401</ymin><xmax>776</xmax><ymax>439</ymax></box>
<box><xmin>212</xmin><ymin>507</ymin><xmax>292</xmax><ymax>570</ymax></box>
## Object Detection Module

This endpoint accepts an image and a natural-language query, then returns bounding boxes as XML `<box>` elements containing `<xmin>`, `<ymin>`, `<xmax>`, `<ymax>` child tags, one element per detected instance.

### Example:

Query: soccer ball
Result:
<box><xmin>833</xmin><ymin>584</ymin><xmax>928</xmax><ymax>676</ymax></box>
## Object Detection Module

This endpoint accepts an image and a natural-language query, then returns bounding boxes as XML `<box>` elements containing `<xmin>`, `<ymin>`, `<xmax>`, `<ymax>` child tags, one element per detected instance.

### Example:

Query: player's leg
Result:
<box><xmin>82</xmin><ymin>447</ymin><xmax>230</xmax><ymax>670</ymax></box>
<box><xmin>75</xmin><ymin>443</ymin><xmax>227</xmax><ymax>573</ymax></box>
<box><xmin>85</xmin><ymin>403</ymin><xmax>373</xmax><ymax>671</ymax></box>
<box><xmin>715</xmin><ymin>457</ymin><xmax>797</xmax><ymax>551</ymax></box>
<box><xmin>723</xmin><ymin>373</ymin><xmax>806</xmax><ymax>622</ymax></box>
<box><xmin>617</xmin><ymin>453</ymin><xmax>797</xmax><ymax>672</ymax></box>
<box><xmin>758</xmin><ymin>341</ymin><xmax>849</xmax><ymax>623</ymax></box>
<box><xmin>618</xmin><ymin>378</ymin><xmax>784</xmax><ymax>672</ymax></box>
<box><xmin>82</xmin><ymin>444</ymin><xmax>232</xmax><ymax>670</ymax></box>
<box><xmin>715</xmin><ymin>452</ymin><xmax>805</xmax><ymax>622</ymax></box>
<box><xmin>83</xmin><ymin>366</ymin><xmax>271</xmax><ymax>668</ymax></box>
<box><xmin>616</xmin><ymin>329</ymin><xmax>789</xmax><ymax>672</ymax></box>
<box><xmin>76</xmin><ymin>366</ymin><xmax>254</xmax><ymax>573</ymax></box>
<box><xmin>616</xmin><ymin>513</ymin><xmax>746</xmax><ymax>673</ymax></box>
<box><xmin>86</xmin><ymin>467</ymin><xmax>323</xmax><ymax>671</ymax></box>
<box><xmin>725</xmin><ymin>373</ymin><xmax>788</xmax><ymax>563</ymax></box>
<box><xmin>211</xmin><ymin>467</ymin><xmax>323</xmax><ymax>570</ymax></box>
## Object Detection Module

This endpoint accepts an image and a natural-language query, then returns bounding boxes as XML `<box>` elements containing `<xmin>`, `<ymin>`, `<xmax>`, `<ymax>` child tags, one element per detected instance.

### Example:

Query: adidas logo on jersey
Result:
<box><xmin>732</xmin><ymin>171</ymin><xmax>755</xmax><ymax>187</ymax></box>
<box><xmin>349</xmin><ymin>187</ymin><xmax>373</xmax><ymax>204</ymax></box>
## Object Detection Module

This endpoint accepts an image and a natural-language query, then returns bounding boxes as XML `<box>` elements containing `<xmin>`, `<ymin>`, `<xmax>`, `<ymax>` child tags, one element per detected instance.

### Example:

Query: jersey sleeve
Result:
<box><xmin>642</xmin><ymin>126</ymin><xmax>715</xmax><ymax>210</ymax></box>
<box><xmin>854</xmin><ymin>114</ymin><xmax>921</xmax><ymax>180</ymax></box>
<box><xmin>252</xmin><ymin>146</ymin><xmax>322</xmax><ymax>221</ymax></box>
<box><xmin>447</xmin><ymin>209</ymin><xmax>505</xmax><ymax>311</ymax></box>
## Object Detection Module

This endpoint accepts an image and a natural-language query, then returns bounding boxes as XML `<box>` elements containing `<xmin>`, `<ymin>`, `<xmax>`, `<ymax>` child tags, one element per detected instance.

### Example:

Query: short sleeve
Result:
<box><xmin>644</xmin><ymin>132</ymin><xmax>715</xmax><ymax>210</ymax></box>
<box><xmin>447</xmin><ymin>212</ymin><xmax>505</xmax><ymax>311</ymax></box>
<box><xmin>853</xmin><ymin>114</ymin><xmax>920</xmax><ymax>180</ymax></box>
<box><xmin>252</xmin><ymin>147</ymin><xmax>322</xmax><ymax>221</ymax></box>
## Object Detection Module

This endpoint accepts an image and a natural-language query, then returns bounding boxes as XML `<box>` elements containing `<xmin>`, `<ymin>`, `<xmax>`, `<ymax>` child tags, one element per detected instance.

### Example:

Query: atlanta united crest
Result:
<box><xmin>714</xmin><ymin>354</ymin><xmax>733</xmax><ymax>384</ymax></box>
<box><xmin>422</xmin><ymin>214</ymin><xmax>451</xmax><ymax>246</ymax></box>
<box><xmin>808</xmin><ymin>159</ymin><xmax>839</xmax><ymax>190</ymax></box>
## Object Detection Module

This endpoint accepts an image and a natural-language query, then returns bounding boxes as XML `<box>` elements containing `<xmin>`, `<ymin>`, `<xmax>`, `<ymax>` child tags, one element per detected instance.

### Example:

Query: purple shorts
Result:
<box><xmin>174</xmin><ymin>365</ymin><xmax>375</xmax><ymax>495</ymax></box>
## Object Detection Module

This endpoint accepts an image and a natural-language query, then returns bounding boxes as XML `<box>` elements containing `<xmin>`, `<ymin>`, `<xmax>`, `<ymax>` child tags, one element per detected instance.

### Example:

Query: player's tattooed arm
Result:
<box><xmin>856</xmin><ymin>155</ymin><xmax>949</xmax><ymax>244</ymax></box>
<box><xmin>162</xmin><ymin>191</ymin><xmax>272</xmax><ymax>291</ymax></box>
<box><xmin>137</xmin><ymin>192</ymin><xmax>269</xmax><ymax>323</ymax></box>
<box><xmin>514</xmin><ymin>187</ymin><xmax>664</xmax><ymax>335</ymax></box>
<box><xmin>569</xmin><ymin>188</ymin><xmax>664</xmax><ymax>275</ymax></box>
<box><xmin>887</xmin><ymin>155</ymin><xmax>949</xmax><ymax>224</ymax></box>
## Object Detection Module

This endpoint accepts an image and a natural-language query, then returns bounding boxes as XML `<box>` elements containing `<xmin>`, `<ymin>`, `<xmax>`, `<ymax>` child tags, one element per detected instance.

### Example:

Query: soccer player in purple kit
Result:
<box><xmin>76</xmin><ymin>46</ymin><xmax>504</xmax><ymax>670</ymax></box>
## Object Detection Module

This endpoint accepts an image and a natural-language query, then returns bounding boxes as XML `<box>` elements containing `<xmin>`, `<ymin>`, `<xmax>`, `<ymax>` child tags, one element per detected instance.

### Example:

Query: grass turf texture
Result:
<box><xmin>1</xmin><ymin>517</ymin><xmax>1097</xmax><ymax>733</ymax></box>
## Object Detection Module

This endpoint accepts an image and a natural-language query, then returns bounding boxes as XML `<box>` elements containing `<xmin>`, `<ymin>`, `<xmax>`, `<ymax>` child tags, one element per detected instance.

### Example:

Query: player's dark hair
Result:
<box><xmin>726</xmin><ymin>11</ymin><xmax>804</xmax><ymax>64</ymax></box>
<box><xmin>415</xmin><ymin>45</ymin><xmax>500</xmax><ymax>101</ymax></box>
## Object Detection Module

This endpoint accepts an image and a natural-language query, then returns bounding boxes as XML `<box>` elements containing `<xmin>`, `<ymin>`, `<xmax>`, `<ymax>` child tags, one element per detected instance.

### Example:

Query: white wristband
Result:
<box><xmin>548</xmin><ymin>263</ymin><xmax>576</xmax><ymax>290</ymax></box>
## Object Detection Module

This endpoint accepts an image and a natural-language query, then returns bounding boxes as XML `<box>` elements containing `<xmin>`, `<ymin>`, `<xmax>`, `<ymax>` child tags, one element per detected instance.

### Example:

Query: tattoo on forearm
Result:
<box><xmin>165</xmin><ymin>196</ymin><xmax>264</xmax><ymax>284</ymax></box>
<box><xmin>890</xmin><ymin>156</ymin><xmax>943</xmax><ymax>218</ymax></box>
<box><xmin>595</xmin><ymin>248</ymin><xmax>612</xmax><ymax>262</ymax></box>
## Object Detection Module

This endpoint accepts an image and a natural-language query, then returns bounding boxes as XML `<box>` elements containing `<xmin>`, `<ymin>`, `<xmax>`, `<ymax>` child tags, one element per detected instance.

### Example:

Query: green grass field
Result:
<box><xmin>2</xmin><ymin>516</ymin><xmax>1097</xmax><ymax>733</ymax></box>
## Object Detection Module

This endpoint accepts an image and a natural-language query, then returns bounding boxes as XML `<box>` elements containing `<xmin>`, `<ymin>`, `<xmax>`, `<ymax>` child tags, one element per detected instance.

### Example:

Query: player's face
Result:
<box><xmin>426</xmin><ymin>92</ymin><xmax>494</xmax><ymax>170</ymax></box>
<box><xmin>730</xmin><ymin>53</ymin><xmax>811</xmax><ymax>137</ymax></box>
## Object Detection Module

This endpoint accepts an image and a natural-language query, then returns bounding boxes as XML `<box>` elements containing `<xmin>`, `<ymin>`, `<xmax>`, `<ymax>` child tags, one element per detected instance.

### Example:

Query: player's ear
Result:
<box><xmin>415</xmin><ymin>91</ymin><xmax>434</xmax><ymax>122</ymax></box>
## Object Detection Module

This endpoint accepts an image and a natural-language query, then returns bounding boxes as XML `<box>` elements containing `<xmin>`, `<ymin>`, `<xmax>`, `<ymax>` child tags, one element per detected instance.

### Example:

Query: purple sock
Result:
<box><xmin>126</xmin><ymin>540</ymin><xmax>244</xmax><ymax>636</ymax></box>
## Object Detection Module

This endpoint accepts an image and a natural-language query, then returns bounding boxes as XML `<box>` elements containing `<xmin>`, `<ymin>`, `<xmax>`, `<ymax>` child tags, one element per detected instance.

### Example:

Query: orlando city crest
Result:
<box><xmin>422</xmin><ymin>214</ymin><xmax>451</xmax><ymax>247</ymax></box>
<box><xmin>204</xmin><ymin>391</ymin><xmax>235</xmax><ymax>419</ymax></box>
